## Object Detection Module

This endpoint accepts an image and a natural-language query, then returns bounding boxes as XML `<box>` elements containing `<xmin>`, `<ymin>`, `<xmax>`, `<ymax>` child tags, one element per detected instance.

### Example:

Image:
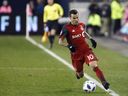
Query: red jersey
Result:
<box><xmin>59</xmin><ymin>22</ymin><xmax>91</xmax><ymax>52</ymax></box>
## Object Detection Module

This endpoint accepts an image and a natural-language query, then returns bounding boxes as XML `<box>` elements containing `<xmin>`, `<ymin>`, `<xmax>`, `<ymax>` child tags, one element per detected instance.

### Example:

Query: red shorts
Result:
<box><xmin>71</xmin><ymin>50</ymin><xmax>98</xmax><ymax>73</ymax></box>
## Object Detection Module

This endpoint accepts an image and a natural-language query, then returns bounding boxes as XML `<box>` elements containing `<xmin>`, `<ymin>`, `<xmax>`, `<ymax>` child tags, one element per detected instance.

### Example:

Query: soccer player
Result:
<box><xmin>58</xmin><ymin>9</ymin><xmax>110</xmax><ymax>90</ymax></box>
<box><xmin>43</xmin><ymin>0</ymin><xmax>64</xmax><ymax>48</ymax></box>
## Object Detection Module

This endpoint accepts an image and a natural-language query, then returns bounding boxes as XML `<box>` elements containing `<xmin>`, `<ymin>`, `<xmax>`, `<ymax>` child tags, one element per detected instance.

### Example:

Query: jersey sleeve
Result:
<box><xmin>81</xmin><ymin>23</ymin><xmax>87</xmax><ymax>32</ymax></box>
<box><xmin>83</xmin><ymin>24</ymin><xmax>86</xmax><ymax>29</ymax></box>
<box><xmin>59</xmin><ymin>25</ymin><xmax>68</xmax><ymax>39</ymax></box>
<box><xmin>82</xmin><ymin>22</ymin><xmax>86</xmax><ymax>29</ymax></box>
<box><xmin>81</xmin><ymin>22</ymin><xmax>88</xmax><ymax>38</ymax></box>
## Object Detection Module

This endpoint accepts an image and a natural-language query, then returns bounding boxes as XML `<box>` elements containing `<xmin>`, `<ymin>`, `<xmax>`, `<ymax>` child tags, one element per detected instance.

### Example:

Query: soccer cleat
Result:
<box><xmin>76</xmin><ymin>73</ymin><xmax>84</xmax><ymax>79</ymax></box>
<box><xmin>102</xmin><ymin>81</ymin><xmax>110</xmax><ymax>90</ymax></box>
<box><xmin>76</xmin><ymin>74</ymin><xmax>80</xmax><ymax>79</ymax></box>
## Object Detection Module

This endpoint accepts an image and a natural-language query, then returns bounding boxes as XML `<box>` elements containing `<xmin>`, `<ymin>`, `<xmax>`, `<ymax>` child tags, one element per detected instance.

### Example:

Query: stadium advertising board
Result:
<box><xmin>0</xmin><ymin>0</ymin><xmax>69</xmax><ymax>35</ymax></box>
<box><xmin>0</xmin><ymin>14</ymin><xmax>42</xmax><ymax>35</ymax></box>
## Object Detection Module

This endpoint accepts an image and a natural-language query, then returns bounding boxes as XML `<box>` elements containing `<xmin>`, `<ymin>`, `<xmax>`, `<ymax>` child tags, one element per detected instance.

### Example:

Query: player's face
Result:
<box><xmin>70</xmin><ymin>13</ymin><xmax>79</xmax><ymax>25</ymax></box>
<box><xmin>48</xmin><ymin>0</ymin><xmax>54</xmax><ymax>5</ymax></box>
<box><xmin>3</xmin><ymin>0</ymin><xmax>8</xmax><ymax>6</ymax></box>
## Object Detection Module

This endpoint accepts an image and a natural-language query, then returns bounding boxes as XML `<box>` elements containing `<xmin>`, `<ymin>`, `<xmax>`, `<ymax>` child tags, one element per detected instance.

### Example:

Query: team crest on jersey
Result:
<box><xmin>72</xmin><ymin>29</ymin><xmax>75</xmax><ymax>32</ymax></box>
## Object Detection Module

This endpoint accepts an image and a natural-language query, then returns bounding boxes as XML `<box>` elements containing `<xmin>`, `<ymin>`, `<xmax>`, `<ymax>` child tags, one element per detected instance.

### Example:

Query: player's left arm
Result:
<box><xmin>83</xmin><ymin>24</ymin><xmax>97</xmax><ymax>48</ymax></box>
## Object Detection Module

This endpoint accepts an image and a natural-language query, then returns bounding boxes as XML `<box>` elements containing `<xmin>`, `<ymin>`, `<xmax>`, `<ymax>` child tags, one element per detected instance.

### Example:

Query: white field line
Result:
<box><xmin>26</xmin><ymin>36</ymin><xmax>119</xmax><ymax>96</ymax></box>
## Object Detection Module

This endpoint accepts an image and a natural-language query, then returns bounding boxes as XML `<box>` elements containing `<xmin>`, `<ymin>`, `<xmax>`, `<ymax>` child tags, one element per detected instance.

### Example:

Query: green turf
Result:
<box><xmin>0</xmin><ymin>36</ymin><xmax>128</xmax><ymax>96</ymax></box>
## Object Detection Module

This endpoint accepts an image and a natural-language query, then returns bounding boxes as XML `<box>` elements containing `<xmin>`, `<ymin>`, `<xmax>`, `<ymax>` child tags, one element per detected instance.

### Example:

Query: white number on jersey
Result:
<box><xmin>87</xmin><ymin>54</ymin><xmax>94</xmax><ymax>61</ymax></box>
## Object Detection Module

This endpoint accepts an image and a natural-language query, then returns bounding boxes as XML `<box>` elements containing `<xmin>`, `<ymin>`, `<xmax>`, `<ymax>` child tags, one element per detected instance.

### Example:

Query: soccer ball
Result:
<box><xmin>83</xmin><ymin>80</ymin><xmax>96</xmax><ymax>93</ymax></box>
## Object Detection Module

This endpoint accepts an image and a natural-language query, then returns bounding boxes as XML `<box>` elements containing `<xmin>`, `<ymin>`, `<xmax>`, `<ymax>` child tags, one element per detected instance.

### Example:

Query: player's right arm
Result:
<box><xmin>83</xmin><ymin>24</ymin><xmax>97</xmax><ymax>48</ymax></box>
<box><xmin>58</xmin><ymin>26</ymin><xmax>68</xmax><ymax>47</ymax></box>
<box><xmin>59</xmin><ymin>25</ymin><xmax>76</xmax><ymax>52</ymax></box>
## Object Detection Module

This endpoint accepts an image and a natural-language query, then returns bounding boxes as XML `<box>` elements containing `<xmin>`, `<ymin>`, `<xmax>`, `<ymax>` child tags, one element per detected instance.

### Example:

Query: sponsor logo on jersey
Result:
<box><xmin>72</xmin><ymin>31</ymin><xmax>85</xmax><ymax>39</ymax></box>
<box><xmin>72</xmin><ymin>34</ymin><xmax>81</xmax><ymax>39</ymax></box>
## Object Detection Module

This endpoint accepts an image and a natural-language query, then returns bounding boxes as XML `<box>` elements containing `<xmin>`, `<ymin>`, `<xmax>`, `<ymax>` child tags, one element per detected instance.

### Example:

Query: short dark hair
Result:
<box><xmin>69</xmin><ymin>9</ymin><xmax>78</xmax><ymax>17</ymax></box>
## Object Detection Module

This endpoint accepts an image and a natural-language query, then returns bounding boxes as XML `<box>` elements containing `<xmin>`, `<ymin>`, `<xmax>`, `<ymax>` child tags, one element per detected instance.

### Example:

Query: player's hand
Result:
<box><xmin>90</xmin><ymin>39</ymin><xmax>97</xmax><ymax>48</ymax></box>
<box><xmin>67</xmin><ymin>45</ymin><xmax>76</xmax><ymax>52</ymax></box>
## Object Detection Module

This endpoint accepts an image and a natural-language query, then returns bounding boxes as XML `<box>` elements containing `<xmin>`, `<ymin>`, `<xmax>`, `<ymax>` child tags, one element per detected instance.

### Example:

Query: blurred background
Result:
<box><xmin>0</xmin><ymin>0</ymin><xmax>128</xmax><ymax>96</ymax></box>
<box><xmin>0</xmin><ymin>0</ymin><xmax>128</xmax><ymax>42</ymax></box>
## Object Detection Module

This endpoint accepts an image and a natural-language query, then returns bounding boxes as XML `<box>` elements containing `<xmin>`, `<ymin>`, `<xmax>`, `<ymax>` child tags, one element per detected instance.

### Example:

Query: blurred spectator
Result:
<box><xmin>100</xmin><ymin>1</ymin><xmax>111</xmax><ymax>37</ymax></box>
<box><xmin>36</xmin><ymin>0</ymin><xmax>45</xmax><ymax>34</ymax></box>
<box><xmin>123</xmin><ymin>3</ymin><xmax>128</xmax><ymax>24</ymax></box>
<box><xmin>87</xmin><ymin>12</ymin><xmax>101</xmax><ymax>36</ymax></box>
<box><xmin>110</xmin><ymin>0</ymin><xmax>124</xmax><ymax>35</ymax></box>
<box><xmin>87</xmin><ymin>1</ymin><xmax>101</xmax><ymax>36</ymax></box>
<box><xmin>0</xmin><ymin>0</ymin><xmax>12</xmax><ymax>14</ymax></box>
<box><xmin>26</xmin><ymin>0</ymin><xmax>35</xmax><ymax>16</ymax></box>
<box><xmin>36</xmin><ymin>0</ymin><xmax>44</xmax><ymax>15</ymax></box>
<box><xmin>120</xmin><ymin>3</ymin><xmax>128</xmax><ymax>38</ymax></box>
<box><xmin>43</xmin><ymin>0</ymin><xmax>64</xmax><ymax>48</ymax></box>
<box><xmin>88</xmin><ymin>0</ymin><xmax>101</xmax><ymax>16</ymax></box>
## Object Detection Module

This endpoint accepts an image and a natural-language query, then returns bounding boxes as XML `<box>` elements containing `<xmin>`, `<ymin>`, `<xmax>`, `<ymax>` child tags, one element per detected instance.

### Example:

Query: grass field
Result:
<box><xmin>0</xmin><ymin>35</ymin><xmax>128</xmax><ymax>96</ymax></box>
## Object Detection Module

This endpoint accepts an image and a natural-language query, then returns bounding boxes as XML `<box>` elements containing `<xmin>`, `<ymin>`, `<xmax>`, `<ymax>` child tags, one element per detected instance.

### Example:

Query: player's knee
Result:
<box><xmin>89</xmin><ymin>61</ymin><xmax>98</xmax><ymax>69</ymax></box>
<box><xmin>51</xmin><ymin>29</ymin><xmax>56</xmax><ymax>35</ymax></box>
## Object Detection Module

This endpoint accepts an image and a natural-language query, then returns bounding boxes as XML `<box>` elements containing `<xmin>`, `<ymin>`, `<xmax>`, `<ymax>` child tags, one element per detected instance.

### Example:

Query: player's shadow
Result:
<box><xmin>41</xmin><ymin>88</ymin><xmax>107</xmax><ymax>96</ymax></box>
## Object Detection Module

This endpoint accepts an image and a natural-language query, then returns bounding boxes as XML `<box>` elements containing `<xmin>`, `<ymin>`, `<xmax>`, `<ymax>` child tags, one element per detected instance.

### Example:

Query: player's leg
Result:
<box><xmin>89</xmin><ymin>61</ymin><xmax>110</xmax><ymax>90</ymax></box>
<box><xmin>85</xmin><ymin>51</ymin><xmax>110</xmax><ymax>90</ymax></box>
<box><xmin>72</xmin><ymin>59</ymin><xmax>84</xmax><ymax>79</ymax></box>
<box><xmin>47</xmin><ymin>21</ymin><xmax>56</xmax><ymax>49</ymax></box>
<box><xmin>48</xmin><ymin>29</ymin><xmax>56</xmax><ymax>48</ymax></box>
<box><xmin>46</xmin><ymin>21</ymin><xmax>53</xmax><ymax>48</ymax></box>
<box><xmin>48</xmin><ymin>20</ymin><xmax>58</xmax><ymax>48</ymax></box>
